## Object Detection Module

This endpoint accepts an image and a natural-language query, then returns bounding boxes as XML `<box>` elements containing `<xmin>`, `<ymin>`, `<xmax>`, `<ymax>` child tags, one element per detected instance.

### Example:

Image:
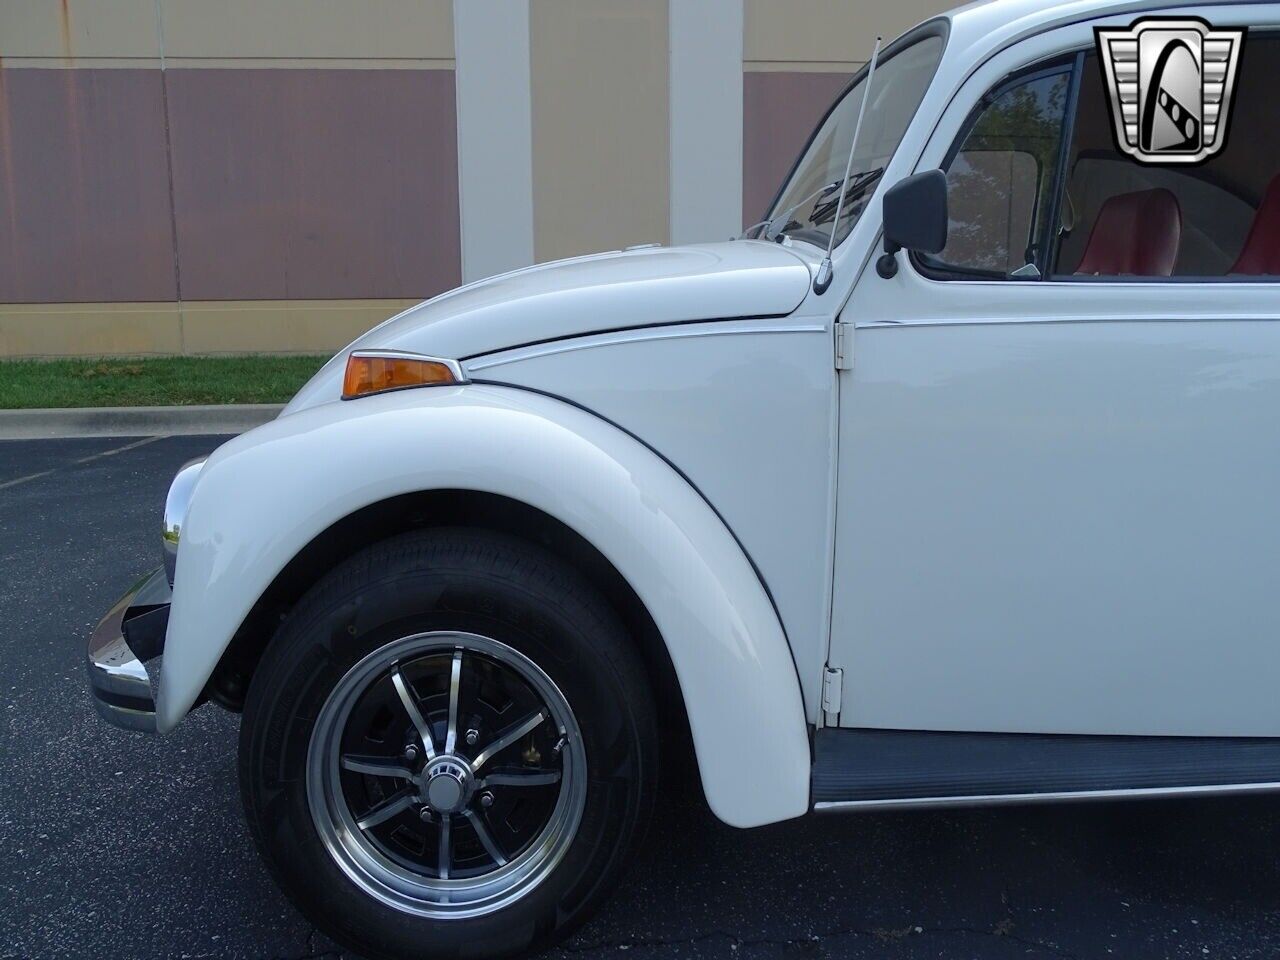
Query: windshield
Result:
<box><xmin>758</xmin><ymin>34</ymin><xmax>944</xmax><ymax>249</ymax></box>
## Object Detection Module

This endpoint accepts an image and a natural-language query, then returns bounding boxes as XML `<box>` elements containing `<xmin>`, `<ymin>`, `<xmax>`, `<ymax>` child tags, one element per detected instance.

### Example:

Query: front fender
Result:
<box><xmin>158</xmin><ymin>384</ymin><xmax>810</xmax><ymax>827</ymax></box>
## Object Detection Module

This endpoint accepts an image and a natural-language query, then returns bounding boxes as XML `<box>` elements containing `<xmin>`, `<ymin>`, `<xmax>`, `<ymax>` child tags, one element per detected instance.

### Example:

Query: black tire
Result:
<box><xmin>238</xmin><ymin>528</ymin><xmax>658</xmax><ymax>960</ymax></box>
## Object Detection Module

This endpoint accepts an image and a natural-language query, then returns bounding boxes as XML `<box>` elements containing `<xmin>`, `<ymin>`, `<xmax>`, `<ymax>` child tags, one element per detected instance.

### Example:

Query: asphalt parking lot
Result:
<box><xmin>4</xmin><ymin>435</ymin><xmax>1280</xmax><ymax>959</ymax></box>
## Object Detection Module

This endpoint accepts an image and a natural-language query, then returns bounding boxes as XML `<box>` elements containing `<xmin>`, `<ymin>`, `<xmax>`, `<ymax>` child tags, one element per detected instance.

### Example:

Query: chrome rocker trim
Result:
<box><xmin>813</xmin><ymin>780</ymin><xmax>1280</xmax><ymax>813</ymax></box>
<box><xmin>86</xmin><ymin>568</ymin><xmax>171</xmax><ymax>733</ymax></box>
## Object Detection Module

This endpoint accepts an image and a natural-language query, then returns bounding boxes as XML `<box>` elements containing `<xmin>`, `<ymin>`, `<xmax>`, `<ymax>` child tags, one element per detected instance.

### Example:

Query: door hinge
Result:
<box><xmin>821</xmin><ymin>666</ymin><xmax>844</xmax><ymax>725</ymax></box>
<box><xmin>834</xmin><ymin>322</ymin><xmax>853</xmax><ymax>370</ymax></box>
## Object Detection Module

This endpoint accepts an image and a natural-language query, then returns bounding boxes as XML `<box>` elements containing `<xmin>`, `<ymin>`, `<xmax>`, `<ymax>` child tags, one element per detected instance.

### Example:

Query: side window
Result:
<box><xmin>1051</xmin><ymin>42</ymin><xmax>1276</xmax><ymax>279</ymax></box>
<box><xmin>921</xmin><ymin>69</ymin><xmax>1070</xmax><ymax>278</ymax></box>
<box><xmin>926</xmin><ymin>33</ymin><xmax>1279</xmax><ymax>282</ymax></box>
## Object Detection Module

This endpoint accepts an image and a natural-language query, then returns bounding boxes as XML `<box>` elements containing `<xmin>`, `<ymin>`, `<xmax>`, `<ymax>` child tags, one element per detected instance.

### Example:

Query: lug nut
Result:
<box><xmin>404</xmin><ymin>744</ymin><xmax>419</xmax><ymax>761</ymax></box>
<box><xmin>419</xmin><ymin>806</ymin><xmax>432</xmax><ymax>821</ymax></box>
<box><xmin>479</xmin><ymin>791</ymin><xmax>494</xmax><ymax>808</ymax></box>
<box><xmin>465</xmin><ymin>728</ymin><xmax>479</xmax><ymax>746</ymax></box>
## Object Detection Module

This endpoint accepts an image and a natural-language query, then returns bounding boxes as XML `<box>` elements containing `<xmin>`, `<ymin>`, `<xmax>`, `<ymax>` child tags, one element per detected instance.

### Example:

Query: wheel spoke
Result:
<box><xmin>438</xmin><ymin>813</ymin><xmax>452</xmax><ymax>880</ymax></box>
<box><xmin>463</xmin><ymin>808</ymin><xmax>508</xmax><ymax>866</ymax></box>
<box><xmin>355</xmin><ymin>787</ymin><xmax>415</xmax><ymax>830</ymax></box>
<box><xmin>341</xmin><ymin>754</ymin><xmax>415</xmax><ymax>780</ymax></box>
<box><xmin>481</xmin><ymin>768</ymin><xmax>562</xmax><ymax>788</ymax></box>
<box><xmin>444</xmin><ymin>649</ymin><xmax>463</xmax><ymax>755</ymax></box>
<box><xmin>391</xmin><ymin>665</ymin><xmax>436</xmax><ymax>760</ymax></box>
<box><xmin>313</xmin><ymin>633</ymin><xmax>586</xmax><ymax>907</ymax></box>
<box><xmin>471</xmin><ymin>710</ymin><xmax>546</xmax><ymax>770</ymax></box>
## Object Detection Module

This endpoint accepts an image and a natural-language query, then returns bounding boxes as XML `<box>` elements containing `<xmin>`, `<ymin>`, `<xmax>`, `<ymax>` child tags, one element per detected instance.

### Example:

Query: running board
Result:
<box><xmin>812</xmin><ymin>728</ymin><xmax>1280</xmax><ymax>811</ymax></box>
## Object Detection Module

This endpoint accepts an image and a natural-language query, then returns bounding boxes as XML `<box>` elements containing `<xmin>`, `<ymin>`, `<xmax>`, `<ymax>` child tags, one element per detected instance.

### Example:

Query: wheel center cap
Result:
<box><xmin>421</xmin><ymin>756</ymin><xmax>473</xmax><ymax>813</ymax></box>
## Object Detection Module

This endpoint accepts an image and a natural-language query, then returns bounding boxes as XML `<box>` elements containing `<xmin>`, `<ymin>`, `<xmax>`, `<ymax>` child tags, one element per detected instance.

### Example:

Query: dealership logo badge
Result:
<box><xmin>1095</xmin><ymin>18</ymin><xmax>1245</xmax><ymax>164</ymax></box>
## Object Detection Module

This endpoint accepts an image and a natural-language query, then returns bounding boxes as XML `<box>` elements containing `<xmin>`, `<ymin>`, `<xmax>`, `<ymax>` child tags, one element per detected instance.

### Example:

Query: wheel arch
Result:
<box><xmin>158</xmin><ymin>386</ymin><xmax>810</xmax><ymax>826</ymax></box>
<box><xmin>209</xmin><ymin>489</ymin><xmax>692</xmax><ymax>780</ymax></box>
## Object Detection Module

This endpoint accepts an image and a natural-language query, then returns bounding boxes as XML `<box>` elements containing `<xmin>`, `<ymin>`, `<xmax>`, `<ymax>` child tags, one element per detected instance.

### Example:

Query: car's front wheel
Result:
<box><xmin>239</xmin><ymin>528</ymin><xmax>657</xmax><ymax>959</ymax></box>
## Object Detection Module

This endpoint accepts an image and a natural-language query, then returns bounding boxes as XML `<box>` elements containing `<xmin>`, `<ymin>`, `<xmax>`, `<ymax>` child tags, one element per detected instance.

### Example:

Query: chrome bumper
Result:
<box><xmin>86</xmin><ymin>568</ymin><xmax>171</xmax><ymax>733</ymax></box>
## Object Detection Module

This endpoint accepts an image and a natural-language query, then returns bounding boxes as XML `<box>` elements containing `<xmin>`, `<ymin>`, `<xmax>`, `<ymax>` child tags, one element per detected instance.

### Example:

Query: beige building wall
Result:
<box><xmin>744</xmin><ymin>0</ymin><xmax>954</xmax><ymax>70</ymax></box>
<box><xmin>0</xmin><ymin>0</ymin><xmax>454</xmax><ymax>66</ymax></box>
<box><xmin>157</xmin><ymin>0</ymin><xmax>454</xmax><ymax>63</ymax></box>
<box><xmin>530</xmin><ymin>0</ymin><xmax>670</xmax><ymax>263</ymax></box>
<box><xmin>0</xmin><ymin>0</ymin><xmax>456</xmax><ymax>357</ymax></box>
<box><xmin>0</xmin><ymin>0</ymin><xmax>961</xmax><ymax>357</ymax></box>
<box><xmin>0</xmin><ymin>300</ymin><xmax>419</xmax><ymax>357</ymax></box>
<box><xmin>0</xmin><ymin>0</ymin><xmax>162</xmax><ymax>62</ymax></box>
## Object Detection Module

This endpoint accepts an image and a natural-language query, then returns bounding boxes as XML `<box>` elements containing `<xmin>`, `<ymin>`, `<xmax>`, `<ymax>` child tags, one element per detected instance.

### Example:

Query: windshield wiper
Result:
<box><xmin>809</xmin><ymin>168</ymin><xmax>884</xmax><ymax>227</ymax></box>
<box><xmin>740</xmin><ymin>180</ymin><xmax>842</xmax><ymax>242</ymax></box>
<box><xmin>742</xmin><ymin>169</ymin><xmax>884</xmax><ymax>249</ymax></box>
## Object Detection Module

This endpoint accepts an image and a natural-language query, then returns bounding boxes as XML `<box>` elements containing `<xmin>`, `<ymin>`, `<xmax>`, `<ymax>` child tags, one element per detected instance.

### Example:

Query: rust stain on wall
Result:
<box><xmin>59</xmin><ymin>0</ymin><xmax>74</xmax><ymax>60</ymax></box>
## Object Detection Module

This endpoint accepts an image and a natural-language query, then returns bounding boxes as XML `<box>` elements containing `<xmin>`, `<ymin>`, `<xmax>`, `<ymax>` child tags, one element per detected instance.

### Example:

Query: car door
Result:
<box><xmin>827</xmin><ymin>7</ymin><xmax>1280</xmax><ymax>737</ymax></box>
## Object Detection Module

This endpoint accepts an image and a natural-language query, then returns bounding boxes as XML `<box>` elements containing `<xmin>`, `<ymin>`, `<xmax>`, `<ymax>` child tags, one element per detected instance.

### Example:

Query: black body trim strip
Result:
<box><xmin>813</xmin><ymin>728</ymin><xmax>1280</xmax><ymax>804</ymax></box>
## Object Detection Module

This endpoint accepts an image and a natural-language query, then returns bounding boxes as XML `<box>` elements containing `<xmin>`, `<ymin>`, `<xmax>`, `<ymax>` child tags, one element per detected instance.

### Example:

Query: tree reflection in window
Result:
<box><xmin>928</xmin><ymin>72</ymin><xmax>1069</xmax><ymax>277</ymax></box>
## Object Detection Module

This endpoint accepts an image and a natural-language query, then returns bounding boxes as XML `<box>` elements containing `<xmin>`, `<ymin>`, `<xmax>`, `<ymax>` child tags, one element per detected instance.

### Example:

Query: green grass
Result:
<box><xmin>0</xmin><ymin>355</ymin><xmax>330</xmax><ymax>409</ymax></box>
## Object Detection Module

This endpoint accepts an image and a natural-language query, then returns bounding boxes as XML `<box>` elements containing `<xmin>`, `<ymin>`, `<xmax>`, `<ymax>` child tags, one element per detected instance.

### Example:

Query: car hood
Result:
<box><xmin>284</xmin><ymin>240</ymin><xmax>813</xmax><ymax>414</ymax></box>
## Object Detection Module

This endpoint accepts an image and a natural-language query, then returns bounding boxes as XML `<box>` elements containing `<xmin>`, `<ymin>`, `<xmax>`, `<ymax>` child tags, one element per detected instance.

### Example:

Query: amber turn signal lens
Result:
<box><xmin>342</xmin><ymin>353</ymin><xmax>460</xmax><ymax>400</ymax></box>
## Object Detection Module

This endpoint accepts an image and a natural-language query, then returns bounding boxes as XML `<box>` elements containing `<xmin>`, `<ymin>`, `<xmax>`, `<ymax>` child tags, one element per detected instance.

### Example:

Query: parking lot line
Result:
<box><xmin>0</xmin><ymin>435</ymin><xmax>167</xmax><ymax>491</ymax></box>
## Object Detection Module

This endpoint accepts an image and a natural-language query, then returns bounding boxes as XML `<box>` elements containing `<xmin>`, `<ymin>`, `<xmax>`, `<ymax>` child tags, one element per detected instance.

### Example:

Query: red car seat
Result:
<box><xmin>1230</xmin><ymin>175</ymin><xmax>1280</xmax><ymax>275</ymax></box>
<box><xmin>1075</xmin><ymin>188</ymin><xmax>1182</xmax><ymax>277</ymax></box>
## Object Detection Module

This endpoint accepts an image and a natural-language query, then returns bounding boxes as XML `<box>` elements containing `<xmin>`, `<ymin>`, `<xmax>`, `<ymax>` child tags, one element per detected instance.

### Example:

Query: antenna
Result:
<box><xmin>813</xmin><ymin>36</ymin><xmax>882</xmax><ymax>295</ymax></box>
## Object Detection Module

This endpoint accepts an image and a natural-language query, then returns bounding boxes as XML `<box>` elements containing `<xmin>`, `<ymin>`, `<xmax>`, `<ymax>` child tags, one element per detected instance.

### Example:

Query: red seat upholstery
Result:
<box><xmin>1231</xmin><ymin>175</ymin><xmax>1280</xmax><ymax>275</ymax></box>
<box><xmin>1074</xmin><ymin>188</ymin><xmax>1182</xmax><ymax>277</ymax></box>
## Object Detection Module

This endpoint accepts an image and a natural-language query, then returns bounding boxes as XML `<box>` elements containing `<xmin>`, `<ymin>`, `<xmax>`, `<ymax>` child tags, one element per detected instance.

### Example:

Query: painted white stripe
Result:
<box><xmin>669</xmin><ymin>0</ymin><xmax>744</xmax><ymax>244</ymax></box>
<box><xmin>453</xmin><ymin>1</ymin><xmax>535</xmax><ymax>283</ymax></box>
<box><xmin>0</xmin><ymin>436</ymin><xmax>166</xmax><ymax>491</ymax></box>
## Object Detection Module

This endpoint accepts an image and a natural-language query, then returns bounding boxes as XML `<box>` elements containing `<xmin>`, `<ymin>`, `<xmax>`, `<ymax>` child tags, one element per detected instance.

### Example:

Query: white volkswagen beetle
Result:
<box><xmin>87</xmin><ymin>1</ymin><xmax>1280</xmax><ymax>957</ymax></box>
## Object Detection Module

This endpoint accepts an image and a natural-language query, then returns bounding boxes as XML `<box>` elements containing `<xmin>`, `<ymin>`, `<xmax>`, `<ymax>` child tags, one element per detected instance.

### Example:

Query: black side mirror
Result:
<box><xmin>877</xmin><ymin>169</ymin><xmax>947</xmax><ymax>278</ymax></box>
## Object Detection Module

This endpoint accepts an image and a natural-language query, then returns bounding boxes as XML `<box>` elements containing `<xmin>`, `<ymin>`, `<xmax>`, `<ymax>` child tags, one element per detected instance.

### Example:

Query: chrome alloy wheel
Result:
<box><xmin>307</xmin><ymin>631</ymin><xmax>587</xmax><ymax>919</ymax></box>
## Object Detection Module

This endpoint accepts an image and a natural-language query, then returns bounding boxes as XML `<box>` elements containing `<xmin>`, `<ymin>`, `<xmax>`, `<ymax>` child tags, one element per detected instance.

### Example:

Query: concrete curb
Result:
<box><xmin>0</xmin><ymin>404</ymin><xmax>284</xmax><ymax>440</ymax></box>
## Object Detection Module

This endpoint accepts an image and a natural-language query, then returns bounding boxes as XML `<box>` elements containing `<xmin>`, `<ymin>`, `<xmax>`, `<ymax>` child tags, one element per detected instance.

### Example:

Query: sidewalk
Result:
<box><xmin>0</xmin><ymin>404</ymin><xmax>283</xmax><ymax>440</ymax></box>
